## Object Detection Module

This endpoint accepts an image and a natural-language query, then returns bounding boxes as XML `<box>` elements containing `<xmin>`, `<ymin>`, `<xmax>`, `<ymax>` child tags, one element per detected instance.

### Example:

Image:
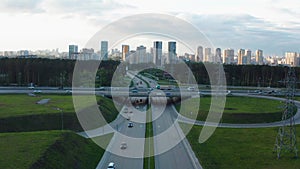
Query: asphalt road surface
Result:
<box><xmin>96</xmin><ymin>105</ymin><xmax>147</xmax><ymax>169</ymax></box>
<box><xmin>152</xmin><ymin>104</ymin><xmax>202</xmax><ymax>169</ymax></box>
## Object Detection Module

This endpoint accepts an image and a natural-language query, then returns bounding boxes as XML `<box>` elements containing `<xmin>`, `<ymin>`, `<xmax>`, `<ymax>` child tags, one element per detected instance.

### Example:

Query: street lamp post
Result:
<box><xmin>56</xmin><ymin>107</ymin><xmax>63</xmax><ymax>131</ymax></box>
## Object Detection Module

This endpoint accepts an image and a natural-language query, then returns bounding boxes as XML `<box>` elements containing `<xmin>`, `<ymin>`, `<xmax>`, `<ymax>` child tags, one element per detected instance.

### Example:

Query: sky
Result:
<box><xmin>0</xmin><ymin>0</ymin><xmax>300</xmax><ymax>56</ymax></box>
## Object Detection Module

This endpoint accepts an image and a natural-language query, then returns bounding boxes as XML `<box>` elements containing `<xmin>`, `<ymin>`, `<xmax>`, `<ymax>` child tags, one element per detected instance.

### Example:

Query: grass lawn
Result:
<box><xmin>176</xmin><ymin>96</ymin><xmax>284</xmax><ymax>123</ymax></box>
<box><xmin>185</xmin><ymin>125</ymin><xmax>300</xmax><ymax>169</ymax></box>
<box><xmin>0</xmin><ymin>94</ymin><xmax>119</xmax><ymax>132</ymax></box>
<box><xmin>0</xmin><ymin>94</ymin><xmax>75</xmax><ymax>118</ymax></box>
<box><xmin>144</xmin><ymin>105</ymin><xmax>155</xmax><ymax>169</ymax></box>
<box><xmin>0</xmin><ymin>131</ymin><xmax>60</xmax><ymax>169</ymax></box>
<box><xmin>0</xmin><ymin>130</ymin><xmax>106</xmax><ymax>169</ymax></box>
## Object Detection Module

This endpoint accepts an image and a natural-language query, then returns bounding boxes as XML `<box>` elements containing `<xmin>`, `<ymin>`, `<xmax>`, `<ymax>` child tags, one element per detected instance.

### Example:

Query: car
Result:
<box><xmin>99</xmin><ymin>87</ymin><xmax>105</xmax><ymax>91</ymax></box>
<box><xmin>65</xmin><ymin>90</ymin><xmax>72</xmax><ymax>94</ymax></box>
<box><xmin>120</xmin><ymin>142</ymin><xmax>127</xmax><ymax>149</ymax></box>
<box><xmin>28</xmin><ymin>86</ymin><xmax>34</xmax><ymax>89</ymax></box>
<box><xmin>128</xmin><ymin>122</ymin><xmax>134</xmax><ymax>128</ymax></box>
<box><xmin>107</xmin><ymin>162</ymin><xmax>115</xmax><ymax>169</ymax></box>
<box><xmin>131</xmin><ymin>89</ymin><xmax>138</xmax><ymax>93</ymax></box>
<box><xmin>123</xmin><ymin>107</ymin><xmax>128</xmax><ymax>113</ymax></box>
<box><xmin>33</xmin><ymin>90</ymin><xmax>42</xmax><ymax>94</ymax></box>
<box><xmin>187</xmin><ymin>87</ymin><xmax>195</xmax><ymax>91</ymax></box>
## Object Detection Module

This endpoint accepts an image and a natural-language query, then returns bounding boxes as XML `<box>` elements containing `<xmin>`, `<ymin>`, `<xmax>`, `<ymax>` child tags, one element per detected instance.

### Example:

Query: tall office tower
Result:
<box><xmin>122</xmin><ymin>45</ymin><xmax>129</xmax><ymax>61</ymax></box>
<box><xmin>223</xmin><ymin>48</ymin><xmax>234</xmax><ymax>64</ymax></box>
<box><xmin>204</xmin><ymin>48</ymin><xmax>211</xmax><ymax>62</ymax></box>
<box><xmin>69</xmin><ymin>45</ymin><xmax>78</xmax><ymax>59</ymax></box>
<box><xmin>153</xmin><ymin>41</ymin><xmax>162</xmax><ymax>66</ymax></box>
<box><xmin>136</xmin><ymin>45</ymin><xmax>146</xmax><ymax>63</ymax></box>
<box><xmin>196</xmin><ymin>46</ymin><xmax>204</xmax><ymax>62</ymax></box>
<box><xmin>245</xmin><ymin>49</ymin><xmax>252</xmax><ymax>64</ymax></box>
<box><xmin>129</xmin><ymin>50</ymin><xmax>136</xmax><ymax>64</ymax></box>
<box><xmin>256</xmin><ymin>49</ymin><xmax>264</xmax><ymax>65</ymax></box>
<box><xmin>237</xmin><ymin>49</ymin><xmax>245</xmax><ymax>65</ymax></box>
<box><xmin>168</xmin><ymin>41</ymin><xmax>176</xmax><ymax>64</ymax></box>
<box><xmin>285</xmin><ymin>52</ymin><xmax>298</xmax><ymax>67</ymax></box>
<box><xmin>215</xmin><ymin>48</ymin><xmax>222</xmax><ymax>63</ymax></box>
<box><xmin>100</xmin><ymin>41</ymin><xmax>108</xmax><ymax>60</ymax></box>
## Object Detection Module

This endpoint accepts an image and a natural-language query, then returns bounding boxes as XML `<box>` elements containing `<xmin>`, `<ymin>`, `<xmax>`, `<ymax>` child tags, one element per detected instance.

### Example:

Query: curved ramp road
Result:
<box><xmin>178</xmin><ymin>94</ymin><xmax>300</xmax><ymax>128</ymax></box>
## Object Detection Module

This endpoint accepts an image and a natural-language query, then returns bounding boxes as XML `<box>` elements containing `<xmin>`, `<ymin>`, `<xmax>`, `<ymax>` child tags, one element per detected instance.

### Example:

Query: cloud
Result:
<box><xmin>176</xmin><ymin>13</ymin><xmax>300</xmax><ymax>55</ymax></box>
<box><xmin>0</xmin><ymin>0</ymin><xmax>135</xmax><ymax>15</ymax></box>
<box><xmin>43</xmin><ymin>0</ymin><xmax>135</xmax><ymax>16</ymax></box>
<box><xmin>0</xmin><ymin>0</ymin><xmax>44</xmax><ymax>13</ymax></box>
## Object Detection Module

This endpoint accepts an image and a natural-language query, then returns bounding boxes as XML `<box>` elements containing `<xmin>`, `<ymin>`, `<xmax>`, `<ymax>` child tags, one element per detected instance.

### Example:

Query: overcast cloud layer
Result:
<box><xmin>0</xmin><ymin>0</ymin><xmax>299</xmax><ymax>56</ymax></box>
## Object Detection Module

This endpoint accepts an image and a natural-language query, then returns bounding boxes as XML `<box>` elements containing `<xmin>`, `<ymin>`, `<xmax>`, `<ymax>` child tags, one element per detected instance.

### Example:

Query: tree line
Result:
<box><xmin>0</xmin><ymin>58</ymin><xmax>299</xmax><ymax>88</ymax></box>
<box><xmin>0</xmin><ymin>58</ymin><xmax>122</xmax><ymax>87</ymax></box>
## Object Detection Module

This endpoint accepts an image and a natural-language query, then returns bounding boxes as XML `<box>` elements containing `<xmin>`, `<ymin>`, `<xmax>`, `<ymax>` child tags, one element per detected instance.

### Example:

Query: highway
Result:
<box><xmin>152</xmin><ymin>104</ymin><xmax>202</xmax><ymax>169</ymax></box>
<box><xmin>96</xmin><ymin>106</ymin><xmax>146</xmax><ymax>168</ymax></box>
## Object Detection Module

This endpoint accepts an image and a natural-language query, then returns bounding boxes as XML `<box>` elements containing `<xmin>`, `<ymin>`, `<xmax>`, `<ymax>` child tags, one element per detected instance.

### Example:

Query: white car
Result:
<box><xmin>107</xmin><ymin>162</ymin><xmax>115</xmax><ymax>169</ymax></box>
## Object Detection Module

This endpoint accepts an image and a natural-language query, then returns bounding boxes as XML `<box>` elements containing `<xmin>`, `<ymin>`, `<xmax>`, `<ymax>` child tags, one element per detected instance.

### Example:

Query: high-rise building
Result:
<box><xmin>237</xmin><ymin>49</ymin><xmax>245</xmax><ymax>65</ymax></box>
<box><xmin>285</xmin><ymin>52</ymin><xmax>298</xmax><ymax>67</ymax></box>
<box><xmin>136</xmin><ymin>45</ymin><xmax>146</xmax><ymax>63</ymax></box>
<box><xmin>153</xmin><ymin>41</ymin><xmax>162</xmax><ymax>66</ymax></box>
<box><xmin>168</xmin><ymin>41</ymin><xmax>176</xmax><ymax>64</ymax></box>
<box><xmin>215</xmin><ymin>48</ymin><xmax>222</xmax><ymax>63</ymax></box>
<box><xmin>69</xmin><ymin>45</ymin><xmax>78</xmax><ymax>59</ymax></box>
<box><xmin>122</xmin><ymin>45</ymin><xmax>129</xmax><ymax>61</ymax></box>
<box><xmin>204</xmin><ymin>48</ymin><xmax>211</xmax><ymax>62</ymax></box>
<box><xmin>196</xmin><ymin>46</ymin><xmax>203</xmax><ymax>62</ymax></box>
<box><xmin>245</xmin><ymin>49</ymin><xmax>252</xmax><ymax>64</ymax></box>
<box><xmin>100</xmin><ymin>41</ymin><xmax>108</xmax><ymax>60</ymax></box>
<box><xmin>256</xmin><ymin>49</ymin><xmax>263</xmax><ymax>65</ymax></box>
<box><xmin>223</xmin><ymin>48</ymin><xmax>234</xmax><ymax>64</ymax></box>
<box><xmin>78</xmin><ymin>48</ymin><xmax>95</xmax><ymax>60</ymax></box>
<box><xmin>129</xmin><ymin>50</ymin><xmax>136</xmax><ymax>64</ymax></box>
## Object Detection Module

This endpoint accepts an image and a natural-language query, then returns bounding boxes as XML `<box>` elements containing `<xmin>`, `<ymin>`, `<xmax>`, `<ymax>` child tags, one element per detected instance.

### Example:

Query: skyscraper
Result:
<box><xmin>204</xmin><ymin>48</ymin><xmax>211</xmax><ymax>62</ymax></box>
<box><xmin>237</xmin><ymin>49</ymin><xmax>245</xmax><ymax>65</ymax></box>
<box><xmin>136</xmin><ymin>45</ymin><xmax>146</xmax><ymax>63</ymax></box>
<box><xmin>256</xmin><ymin>49</ymin><xmax>263</xmax><ymax>65</ymax></box>
<box><xmin>245</xmin><ymin>49</ymin><xmax>252</xmax><ymax>64</ymax></box>
<box><xmin>215</xmin><ymin>48</ymin><xmax>222</xmax><ymax>63</ymax></box>
<box><xmin>101</xmin><ymin>41</ymin><xmax>108</xmax><ymax>60</ymax></box>
<box><xmin>69</xmin><ymin>45</ymin><xmax>78</xmax><ymax>59</ymax></box>
<box><xmin>223</xmin><ymin>48</ymin><xmax>234</xmax><ymax>64</ymax></box>
<box><xmin>153</xmin><ymin>41</ymin><xmax>162</xmax><ymax>66</ymax></box>
<box><xmin>122</xmin><ymin>45</ymin><xmax>129</xmax><ymax>61</ymax></box>
<box><xmin>196</xmin><ymin>46</ymin><xmax>203</xmax><ymax>62</ymax></box>
<box><xmin>168</xmin><ymin>41</ymin><xmax>176</xmax><ymax>64</ymax></box>
<box><xmin>285</xmin><ymin>52</ymin><xmax>298</xmax><ymax>67</ymax></box>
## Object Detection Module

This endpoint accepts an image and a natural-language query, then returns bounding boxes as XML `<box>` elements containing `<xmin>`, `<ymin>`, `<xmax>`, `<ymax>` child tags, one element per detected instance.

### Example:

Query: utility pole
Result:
<box><xmin>274</xmin><ymin>67</ymin><xmax>298</xmax><ymax>159</ymax></box>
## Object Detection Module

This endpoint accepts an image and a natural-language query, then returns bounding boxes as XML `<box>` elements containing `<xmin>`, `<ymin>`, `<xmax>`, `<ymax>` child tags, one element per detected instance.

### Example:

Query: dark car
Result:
<box><xmin>128</xmin><ymin>122</ymin><xmax>134</xmax><ymax>128</ymax></box>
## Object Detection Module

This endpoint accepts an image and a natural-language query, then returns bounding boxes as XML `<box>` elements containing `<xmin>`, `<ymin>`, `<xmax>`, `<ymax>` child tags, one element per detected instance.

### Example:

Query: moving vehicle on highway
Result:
<box><xmin>128</xmin><ymin>122</ymin><xmax>134</xmax><ymax>128</ymax></box>
<box><xmin>107</xmin><ymin>162</ymin><xmax>115</xmax><ymax>169</ymax></box>
<box><xmin>120</xmin><ymin>142</ymin><xmax>127</xmax><ymax>149</ymax></box>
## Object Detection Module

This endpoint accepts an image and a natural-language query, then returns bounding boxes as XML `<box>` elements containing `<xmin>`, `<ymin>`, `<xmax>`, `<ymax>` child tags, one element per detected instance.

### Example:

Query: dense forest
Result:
<box><xmin>0</xmin><ymin>58</ymin><xmax>299</xmax><ymax>88</ymax></box>
<box><xmin>164</xmin><ymin>62</ymin><xmax>300</xmax><ymax>88</ymax></box>
<box><xmin>0</xmin><ymin>58</ymin><xmax>122</xmax><ymax>87</ymax></box>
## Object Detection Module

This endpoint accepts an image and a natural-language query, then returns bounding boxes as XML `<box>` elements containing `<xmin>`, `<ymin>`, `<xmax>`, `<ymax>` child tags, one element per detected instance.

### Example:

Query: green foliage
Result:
<box><xmin>0</xmin><ymin>58</ymin><xmax>122</xmax><ymax>87</ymax></box>
<box><xmin>185</xmin><ymin>125</ymin><xmax>300</xmax><ymax>169</ymax></box>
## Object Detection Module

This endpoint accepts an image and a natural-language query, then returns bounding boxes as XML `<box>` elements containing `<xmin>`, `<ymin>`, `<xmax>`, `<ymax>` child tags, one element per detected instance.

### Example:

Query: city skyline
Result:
<box><xmin>0</xmin><ymin>0</ymin><xmax>300</xmax><ymax>56</ymax></box>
